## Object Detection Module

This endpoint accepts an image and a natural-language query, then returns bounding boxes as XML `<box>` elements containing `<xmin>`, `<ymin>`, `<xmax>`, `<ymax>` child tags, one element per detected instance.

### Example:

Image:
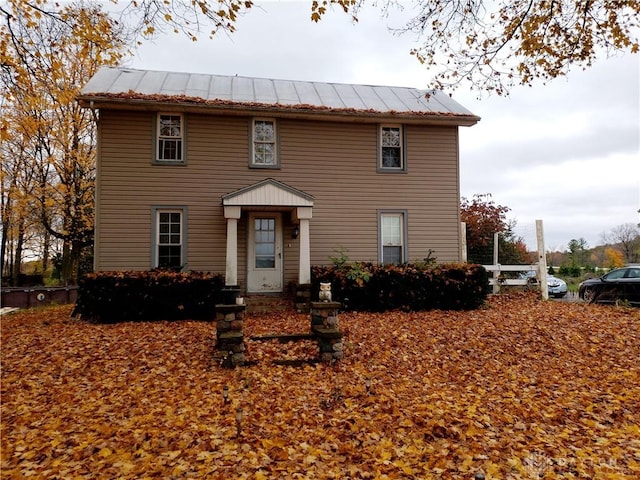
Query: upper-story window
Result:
<box><xmin>157</xmin><ymin>114</ymin><xmax>184</xmax><ymax>163</ymax></box>
<box><xmin>251</xmin><ymin>118</ymin><xmax>279</xmax><ymax>167</ymax></box>
<box><xmin>379</xmin><ymin>125</ymin><xmax>405</xmax><ymax>171</ymax></box>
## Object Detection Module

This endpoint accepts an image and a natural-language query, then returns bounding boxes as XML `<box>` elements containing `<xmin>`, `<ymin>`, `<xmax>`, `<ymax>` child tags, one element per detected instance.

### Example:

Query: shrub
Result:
<box><xmin>311</xmin><ymin>263</ymin><xmax>489</xmax><ymax>311</ymax></box>
<box><xmin>75</xmin><ymin>270</ymin><xmax>224</xmax><ymax>322</ymax></box>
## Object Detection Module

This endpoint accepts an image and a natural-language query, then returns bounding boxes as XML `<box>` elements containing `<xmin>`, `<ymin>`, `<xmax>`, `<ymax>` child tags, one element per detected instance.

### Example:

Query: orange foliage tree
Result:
<box><xmin>604</xmin><ymin>247</ymin><xmax>625</xmax><ymax>269</ymax></box>
<box><xmin>0</xmin><ymin>1</ymin><xmax>128</xmax><ymax>283</ymax></box>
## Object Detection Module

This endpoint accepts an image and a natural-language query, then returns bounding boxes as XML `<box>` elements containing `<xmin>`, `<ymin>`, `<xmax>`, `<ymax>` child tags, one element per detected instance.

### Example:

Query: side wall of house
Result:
<box><xmin>95</xmin><ymin>110</ymin><xmax>462</xmax><ymax>286</ymax></box>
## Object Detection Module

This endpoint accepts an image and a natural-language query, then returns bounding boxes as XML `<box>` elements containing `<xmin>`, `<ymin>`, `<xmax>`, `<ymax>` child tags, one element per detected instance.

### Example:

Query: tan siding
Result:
<box><xmin>96</xmin><ymin>110</ymin><xmax>462</xmax><ymax>285</ymax></box>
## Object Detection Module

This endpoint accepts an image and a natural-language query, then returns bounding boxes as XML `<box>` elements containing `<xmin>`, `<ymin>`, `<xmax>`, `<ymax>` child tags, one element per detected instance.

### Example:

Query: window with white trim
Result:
<box><xmin>379</xmin><ymin>125</ymin><xmax>404</xmax><ymax>170</ymax></box>
<box><xmin>156</xmin><ymin>210</ymin><xmax>183</xmax><ymax>268</ymax></box>
<box><xmin>251</xmin><ymin>118</ymin><xmax>278</xmax><ymax>167</ymax></box>
<box><xmin>380</xmin><ymin>212</ymin><xmax>406</xmax><ymax>264</ymax></box>
<box><xmin>157</xmin><ymin>114</ymin><xmax>183</xmax><ymax>162</ymax></box>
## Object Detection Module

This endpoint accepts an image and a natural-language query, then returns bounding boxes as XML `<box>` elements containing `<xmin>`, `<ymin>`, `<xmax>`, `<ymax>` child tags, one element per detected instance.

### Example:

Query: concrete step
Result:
<box><xmin>244</xmin><ymin>294</ymin><xmax>293</xmax><ymax>313</ymax></box>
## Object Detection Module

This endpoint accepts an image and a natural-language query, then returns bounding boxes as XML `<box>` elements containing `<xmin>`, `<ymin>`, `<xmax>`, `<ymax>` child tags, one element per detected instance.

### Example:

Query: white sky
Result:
<box><xmin>124</xmin><ymin>1</ymin><xmax>640</xmax><ymax>252</ymax></box>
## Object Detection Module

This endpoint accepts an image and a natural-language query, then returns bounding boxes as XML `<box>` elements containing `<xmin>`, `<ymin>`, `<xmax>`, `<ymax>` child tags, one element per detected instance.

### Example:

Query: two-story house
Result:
<box><xmin>78</xmin><ymin>67</ymin><xmax>479</xmax><ymax>295</ymax></box>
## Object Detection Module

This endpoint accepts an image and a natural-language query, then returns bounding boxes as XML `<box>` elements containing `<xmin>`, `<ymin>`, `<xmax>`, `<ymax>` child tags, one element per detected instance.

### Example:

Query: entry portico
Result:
<box><xmin>222</xmin><ymin>178</ymin><xmax>314</xmax><ymax>291</ymax></box>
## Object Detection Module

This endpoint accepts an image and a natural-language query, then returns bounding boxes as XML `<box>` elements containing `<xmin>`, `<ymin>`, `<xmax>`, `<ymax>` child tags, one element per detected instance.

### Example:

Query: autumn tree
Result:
<box><xmin>5</xmin><ymin>1</ymin><xmax>638</xmax><ymax>94</ymax></box>
<box><xmin>1</xmin><ymin>1</ymin><xmax>128</xmax><ymax>284</ymax></box>
<box><xmin>461</xmin><ymin>194</ymin><xmax>528</xmax><ymax>265</ymax></box>
<box><xmin>601</xmin><ymin>223</ymin><xmax>640</xmax><ymax>264</ymax></box>
<box><xmin>604</xmin><ymin>247</ymin><xmax>625</xmax><ymax>269</ymax></box>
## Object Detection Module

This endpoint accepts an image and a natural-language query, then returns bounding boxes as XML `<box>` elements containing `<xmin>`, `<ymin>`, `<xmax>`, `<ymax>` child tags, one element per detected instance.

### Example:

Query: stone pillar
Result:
<box><xmin>215</xmin><ymin>304</ymin><xmax>246</xmax><ymax>368</ymax></box>
<box><xmin>310</xmin><ymin>301</ymin><xmax>343</xmax><ymax>363</ymax></box>
<box><xmin>224</xmin><ymin>206</ymin><xmax>241</xmax><ymax>287</ymax></box>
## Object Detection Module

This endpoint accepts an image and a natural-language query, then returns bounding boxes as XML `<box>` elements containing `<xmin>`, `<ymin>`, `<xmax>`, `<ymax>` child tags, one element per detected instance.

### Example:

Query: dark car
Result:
<box><xmin>578</xmin><ymin>266</ymin><xmax>640</xmax><ymax>306</ymax></box>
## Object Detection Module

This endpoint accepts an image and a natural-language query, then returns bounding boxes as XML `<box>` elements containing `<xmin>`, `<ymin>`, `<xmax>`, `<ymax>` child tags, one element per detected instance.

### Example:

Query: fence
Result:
<box><xmin>462</xmin><ymin>220</ymin><xmax>548</xmax><ymax>299</ymax></box>
<box><xmin>1</xmin><ymin>286</ymin><xmax>78</xmax><ymax>309</ymax></box>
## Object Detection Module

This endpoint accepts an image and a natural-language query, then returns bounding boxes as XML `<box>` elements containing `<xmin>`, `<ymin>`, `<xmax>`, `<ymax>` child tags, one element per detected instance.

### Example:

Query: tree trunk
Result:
<box><xmin>11</xmin><ymin>220</ymin><xmax>25</xmax><ymax>286</ymax></box>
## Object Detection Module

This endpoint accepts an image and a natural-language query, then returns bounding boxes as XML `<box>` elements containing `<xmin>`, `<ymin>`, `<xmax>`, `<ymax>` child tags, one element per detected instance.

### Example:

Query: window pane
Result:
<box><xmin>255</xmin><ymin>257</ymin><xmax>275</xmax><ymax>268</ymax></box>
<box><xmin>254</xmin><ymin>120</ymin><xmax>275</xmax><ymax>141</ymax></box>
<box><xmin>159</xmin><ymin>211</ymin><xmax>181</xmax><ymax>245</ymax></box>
<box><xmin>256</xmin><ymin>243</ymin><xmax>275</xmax><ymax>256</ymax></box>
<box><xmin>382</xmin><ymin>147</ymin><xmax>401</xmax><ymax>168</ymax></box>
<box><xmin>382</xmin><ymin>127</ymin><xmax>401</xmax><ymax>147</ymax></box>
<box><xmin>383</xmin><ymin>246</ymin><xmax>402</xmax><ymax>265</ymax></box>
<box><xmin>159</xmin><ymin>245</ymin><xmax>182</xmax><ymax>268</ymax></box>
<box><xmin>160</xmin><ymin>115</ymin><xmax>181</xmax><ymax>138</ymax></box>
<box><xmin>382</xmin><ymin>215</ymin><xmax>401</xmax><ymax>245</ymax></box>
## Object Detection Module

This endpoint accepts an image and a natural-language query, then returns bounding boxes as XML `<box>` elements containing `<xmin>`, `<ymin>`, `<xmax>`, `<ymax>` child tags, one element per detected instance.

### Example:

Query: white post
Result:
<box><xmin>493</xmin><ymin>232</ymin><xmax>500</xmax><ymax>293</ymax></box>
<box><xmin>295</xmin><ymin>207</ymin><xmax>313</xmax><ymax>285</ymax></box>
<box><xmin>536</xmin><ymin>220</ymin><xmax>549</xmax><ymax>300</ymax></box>
<box><xmin>460</xmin><ymin>222</ymin><xmax>467</xmax><ymax>263</ymax></box>
<box><xmin>224</xmin><ymin>206</ymin><xmax>241</xmax><ymax>287</ymax></box>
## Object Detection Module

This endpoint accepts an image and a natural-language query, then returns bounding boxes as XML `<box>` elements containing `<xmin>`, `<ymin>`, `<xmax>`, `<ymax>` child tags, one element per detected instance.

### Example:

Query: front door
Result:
<box><xmin>247</xmin><ymin>213</ymin><xmax>283</xmax><ymax>293</ymax></box>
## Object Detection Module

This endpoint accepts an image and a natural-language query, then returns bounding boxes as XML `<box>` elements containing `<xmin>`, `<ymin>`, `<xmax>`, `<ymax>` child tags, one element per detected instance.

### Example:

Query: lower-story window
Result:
<box><xmin>379</xmin><ymin>211</ymin><xmax>407</xmax><ymax>264</ymax></box>
<box><xmin>153</xmin><ymin>207</ymin><xmax>187</xmax><ymax>269</ymax></box>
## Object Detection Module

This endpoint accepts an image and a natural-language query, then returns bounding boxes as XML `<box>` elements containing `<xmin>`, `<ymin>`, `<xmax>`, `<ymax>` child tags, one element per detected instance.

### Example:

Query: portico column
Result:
<box><xmin>295</xmin><ymin>207</ymin><xmax>313</xmax><ymax>285</ymax></box>
<box><xmin>224</xmin><ymin>206</ymin><xmax>241</xmax><ymax>286</ymax></box>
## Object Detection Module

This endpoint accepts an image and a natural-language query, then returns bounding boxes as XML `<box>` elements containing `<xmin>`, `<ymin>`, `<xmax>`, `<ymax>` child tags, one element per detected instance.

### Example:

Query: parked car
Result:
<box><xmin>546</xmin><ymin>275</ymin><xmax>568</xmax><ymax>298</ymax></box>
<box><xmin>520</xmin><ymin>271</ymin><xmax>568</xmax><ymax>298</ymax></box>
<box><xmin>578</xmin><ymin>266</ymin><xmax>640</xmax><ymax>306</ymax></box>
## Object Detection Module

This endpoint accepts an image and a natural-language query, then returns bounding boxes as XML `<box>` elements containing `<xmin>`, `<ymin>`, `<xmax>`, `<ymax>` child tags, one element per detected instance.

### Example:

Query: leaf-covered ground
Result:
<box><xmin>2</xmin><ymin>293</ymin><xmax>639</xmax><ymax>479</ymax></box>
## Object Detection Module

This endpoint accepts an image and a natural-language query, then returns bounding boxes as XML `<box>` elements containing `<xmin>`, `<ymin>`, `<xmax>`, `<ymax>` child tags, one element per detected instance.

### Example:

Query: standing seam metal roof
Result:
<box><xmin>79</xmin><ymin>67</ymin><xmax>477</xmax><ymax>118</ymax></box>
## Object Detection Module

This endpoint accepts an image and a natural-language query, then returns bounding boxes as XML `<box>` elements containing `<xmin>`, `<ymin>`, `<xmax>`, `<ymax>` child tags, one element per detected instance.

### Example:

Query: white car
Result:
<box><xmin>521</xmin><ymin>271</ymin><xmax>568</xmax><ymax>298</ymax></box>
<box><xmin>546</xmin><ymin>275</ymin><xmax>568</xmax><ymax>298</ymax></box>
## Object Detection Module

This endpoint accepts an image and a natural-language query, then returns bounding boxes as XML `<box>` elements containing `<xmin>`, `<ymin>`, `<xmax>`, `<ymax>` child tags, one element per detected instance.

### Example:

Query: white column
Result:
<box><xmin>224</xmin><ymin>206</ymin><xmax>241</xmax><ymax>286</ymax></box>
<box><xmin>295</xmin><ymin>207</ymin><xmax>313</xmax><ymax>285</ymax></box>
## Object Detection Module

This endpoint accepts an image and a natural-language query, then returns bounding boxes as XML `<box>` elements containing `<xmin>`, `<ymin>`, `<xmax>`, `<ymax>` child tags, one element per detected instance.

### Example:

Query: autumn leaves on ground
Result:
<box><xmin>2</xmin><ymin>294</ymin><xmax>639</xmax><ymax>479</ymax></box>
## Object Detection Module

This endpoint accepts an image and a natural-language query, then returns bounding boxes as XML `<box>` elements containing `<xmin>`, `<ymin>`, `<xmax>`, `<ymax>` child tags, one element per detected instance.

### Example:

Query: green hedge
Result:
<box><xmin>311</xmin><ymin>263</ymin><xmax>489</xmax><ymax>311</ymax></box>
<box><xmin>75</xmin><ymin>270</ymin><xmax>224</xmax><ymax>322</ymax></box>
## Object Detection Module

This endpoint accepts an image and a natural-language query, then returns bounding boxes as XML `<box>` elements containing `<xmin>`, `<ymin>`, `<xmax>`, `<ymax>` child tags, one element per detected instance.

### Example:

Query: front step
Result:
<box><xmin>244</xmin><ymin>294</ymin><xmax>293</xmax><ymax>313</ymax></box>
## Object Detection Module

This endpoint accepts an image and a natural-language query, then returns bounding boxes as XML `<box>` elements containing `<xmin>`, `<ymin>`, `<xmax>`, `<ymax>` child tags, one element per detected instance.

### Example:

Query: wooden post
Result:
<box><xmin>536</xmin><ymin>220</ymin><xmax>549</xmax><ymax>300</ymax></box>
<box><xmin>460</xmin><ymin>222</ymin><xmax>467</xmax><ymax>263</ymax></box>
<box><xmin>492</xmin><ymin>232</ymin><xmax>500</xmax><ymax>293</ymax></box>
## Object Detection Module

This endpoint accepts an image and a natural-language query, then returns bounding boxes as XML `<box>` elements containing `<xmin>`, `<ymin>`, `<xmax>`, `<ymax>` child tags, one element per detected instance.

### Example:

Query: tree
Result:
<box><xmin>1</xmin><ymin>1</ymin><xmax>128</xmax><ymax>284</ymax></box>
<box><xmin>461</xmin><ymin>194</ymin><xmax>528</xmax><ymax>265</ymax></box>
<box><xmin>4</xmin><ymin>1</ymin><xmax>637</xmax><ymax>94</ymax></box>
<box><xmin>601</xmin><ymin>223</ymin><xmax>640</xmax><ymax>264</ymax></box>
<box><xmin>604</xmin><ymin>247</ymin><xmax>625</xmax><ymax>269</ymax></box>
<box><xmin>567</xmin><ymin>237</ymin><xmax>589</xmax><ymax>266</ymax></box>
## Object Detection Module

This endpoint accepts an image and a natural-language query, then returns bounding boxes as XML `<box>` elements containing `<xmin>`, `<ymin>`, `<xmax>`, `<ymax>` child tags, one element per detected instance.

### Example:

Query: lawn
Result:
<box><xmin>2</xmin><ymin>294</ymin><xmax>639</xmax><ymax>479</ymax></box>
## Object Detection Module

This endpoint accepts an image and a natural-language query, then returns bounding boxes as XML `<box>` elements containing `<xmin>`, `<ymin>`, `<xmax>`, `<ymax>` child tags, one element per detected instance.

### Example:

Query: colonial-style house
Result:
<box><xmin>78</xmin><ymin>67</ymin><xmax>479</xmax><ymax>295</ymax></box>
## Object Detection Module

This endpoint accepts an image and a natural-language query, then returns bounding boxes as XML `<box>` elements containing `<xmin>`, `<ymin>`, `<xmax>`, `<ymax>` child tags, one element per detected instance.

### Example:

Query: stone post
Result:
<box><xmin>215</xmin><ymin>304</ymin><xmax>246</xmax><ymax>367</ymax></box>
<box><xmin>310</xmin><ymin>301</ymin><xmax>343</xmax><ymax>362</ymax></box>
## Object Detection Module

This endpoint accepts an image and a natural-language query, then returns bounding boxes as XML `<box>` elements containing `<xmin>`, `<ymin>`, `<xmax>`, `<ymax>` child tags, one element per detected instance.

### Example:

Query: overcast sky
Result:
<box><xmin>124</xmin><ymin>1</ymin><xmax>639</xmax><ymax>251</ymax></box>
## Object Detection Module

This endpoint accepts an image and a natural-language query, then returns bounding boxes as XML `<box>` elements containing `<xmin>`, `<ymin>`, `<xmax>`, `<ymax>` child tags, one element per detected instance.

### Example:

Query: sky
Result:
<box><xmin>122</xmin><ymin>1</ymin><xmax>640</xmax><ymax>252</ymax></box>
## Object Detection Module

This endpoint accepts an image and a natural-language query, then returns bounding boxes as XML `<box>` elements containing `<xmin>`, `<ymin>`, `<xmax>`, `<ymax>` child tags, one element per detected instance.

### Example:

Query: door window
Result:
<box><xmin>254</xmin><ymin>218</ymin><xmax>276</xmax><ymax>268</ymax></box>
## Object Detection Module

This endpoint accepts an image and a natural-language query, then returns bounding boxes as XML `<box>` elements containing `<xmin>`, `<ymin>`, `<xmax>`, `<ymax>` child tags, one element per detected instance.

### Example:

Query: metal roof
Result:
<box><xmin>79</xmin><ymin>67</ymin><xmax>479</xmax><ymax>124</ymax></box>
